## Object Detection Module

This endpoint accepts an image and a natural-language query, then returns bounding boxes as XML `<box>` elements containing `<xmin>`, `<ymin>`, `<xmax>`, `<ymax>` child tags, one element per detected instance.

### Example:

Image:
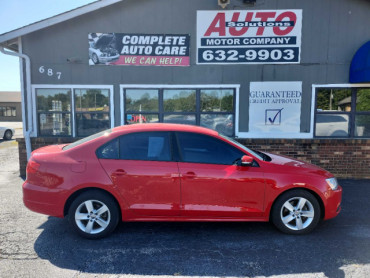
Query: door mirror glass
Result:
<box><xmin>241</xmin><ymin>155</ymin><xmax>254</xmax><ymax>166</ymax></box>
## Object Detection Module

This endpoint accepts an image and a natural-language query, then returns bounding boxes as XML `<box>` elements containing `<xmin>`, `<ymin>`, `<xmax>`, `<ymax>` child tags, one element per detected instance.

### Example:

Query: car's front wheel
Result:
<box><xmin>68</xmin><ymin>190</ymin><xmax>120</xmax><ymax>239</ymax></box>
<box><xmin>91</xmin><ymin>53</ymin><xmax>99</xmax><ymax>64</ymax></box>
<box><xmin>272</xmin><ymin>189</ymin><xmax>321</xmax><ymax>235</ymax></box>
<box><xmin>3</xmin><ymin>130</ymin><xmax>12</xmax><ymax>140</ymax></box>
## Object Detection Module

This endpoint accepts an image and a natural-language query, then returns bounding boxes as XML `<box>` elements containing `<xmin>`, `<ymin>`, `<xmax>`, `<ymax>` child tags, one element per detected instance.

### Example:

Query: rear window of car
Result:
<box><xmin>96</xmin><ymin>131</ymin><xmax>172</xmax><ymax>161</ymax></box>
<box><xmin>63</xmin><ymin>129</ymin><xmax>112</xmax><ymax>150</ymax></box>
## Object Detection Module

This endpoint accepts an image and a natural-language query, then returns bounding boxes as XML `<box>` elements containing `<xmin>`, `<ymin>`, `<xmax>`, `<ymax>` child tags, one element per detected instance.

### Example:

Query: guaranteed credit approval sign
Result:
<box><xmin>197</xmin><ymin>10</ymin><xmax>302</xmax><ymax>64</ymax></box>
<box><xmin>249</xmin><ymin>81</ymin><xmax>302</xmax><ymax>136</ymax></box>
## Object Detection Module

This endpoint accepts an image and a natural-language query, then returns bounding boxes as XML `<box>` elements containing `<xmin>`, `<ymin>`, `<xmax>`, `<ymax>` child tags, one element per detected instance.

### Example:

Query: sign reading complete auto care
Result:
<box><xmin>88</xmin><ymin>33</ymin><xmax>190</xmax><ymax>66</ymax></box>
<box><xmin>197</xmin><ymin>10</ymin><xmax>302</xmax><ymax>64</ymax></box>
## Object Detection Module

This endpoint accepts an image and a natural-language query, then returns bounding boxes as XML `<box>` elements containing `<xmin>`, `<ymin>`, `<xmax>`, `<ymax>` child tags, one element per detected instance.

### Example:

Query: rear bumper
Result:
<box><xmin>22</xmin><ymin>181</ymin><xmax>65</xmax><ymax>218</ymax></box>
<box><xmin>324</xmin><ymin>185</ymin><xmax>342</xmax><ymax>220</ymax></box>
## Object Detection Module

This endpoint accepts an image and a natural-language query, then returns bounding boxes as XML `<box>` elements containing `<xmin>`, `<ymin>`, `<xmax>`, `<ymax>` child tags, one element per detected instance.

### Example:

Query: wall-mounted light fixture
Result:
<box><xmin>218</xmin><ymin>0</ymin><xmax>230</xmax><ymax>9</ymax></box>
<box><xmin>66</xmin><ymin>57</ymin><xmax>83</xmax><ymax>64</ymax></box>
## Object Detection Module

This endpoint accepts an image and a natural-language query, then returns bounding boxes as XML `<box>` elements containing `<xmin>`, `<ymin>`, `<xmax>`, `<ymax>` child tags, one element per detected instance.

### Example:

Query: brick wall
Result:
<box><xmin>17</xmin><ymin>137</ymin><xmax>370</xmax><ymax>179</ymax></box>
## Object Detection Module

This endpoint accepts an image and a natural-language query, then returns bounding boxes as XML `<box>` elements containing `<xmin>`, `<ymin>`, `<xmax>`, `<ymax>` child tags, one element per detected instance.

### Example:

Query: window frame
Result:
<box><xmin>313</xmin><ymin>84</ymin><xmax>370</xmax><ymax>138</ymax></box>
<box><xmin>32</xmin><ymin>85</ymin><xmax>114</xmax><ymax>137</ymax></box>
<box><xmin>120</xmin><ymin>85</ymin><xmax>239</xmax><ymax>136</ymax></box>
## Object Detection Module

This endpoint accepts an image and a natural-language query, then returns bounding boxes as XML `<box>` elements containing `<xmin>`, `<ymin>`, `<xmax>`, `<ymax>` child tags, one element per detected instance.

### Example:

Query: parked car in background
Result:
<box><xmin>0</xmin><ymin>126</ymin><xmax>15</xmax><ymax>140</ymax></box>
<box><xmin>23</xmin><ymin>124</ymin><xmax>342</xmax><ymax>239</ymax></box>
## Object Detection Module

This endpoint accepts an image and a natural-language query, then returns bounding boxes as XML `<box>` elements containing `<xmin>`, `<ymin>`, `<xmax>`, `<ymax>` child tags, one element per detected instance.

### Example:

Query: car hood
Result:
<box><xmin>263</xmin><ymin>152</ymin><xmax>333</xmax><ymax>178</ymax></box>
<box><xmin>95</xmin><ymin>34</ymin><xmax>115</xmax><ymax>49</ymax></box>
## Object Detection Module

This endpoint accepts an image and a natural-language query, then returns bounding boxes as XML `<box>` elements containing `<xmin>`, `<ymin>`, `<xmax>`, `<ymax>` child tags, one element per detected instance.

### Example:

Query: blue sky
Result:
<box><xmin>0</xmin><ymin>0</ymin><xmax>96</xmax><ymax>91</ymax></box>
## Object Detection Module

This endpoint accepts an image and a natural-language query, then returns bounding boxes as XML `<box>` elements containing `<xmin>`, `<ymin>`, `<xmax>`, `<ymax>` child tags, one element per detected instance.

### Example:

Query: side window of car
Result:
<box><xmin>96</xmin><ymin>138</ymin><xmax>119</xmax><ymax>159</ymax></box>
<box><xmin>176</xmin><ymin>132</ymin><xmax>244</xmax><ymax>165</ymax></box>
<box><xmin>119</xmin><ymin>132</ymin><xmax>171</xmax><ymax>161</ymax></box>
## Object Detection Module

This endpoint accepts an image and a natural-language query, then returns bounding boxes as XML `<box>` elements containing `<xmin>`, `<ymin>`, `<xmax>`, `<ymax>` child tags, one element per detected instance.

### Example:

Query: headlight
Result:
<box><xmin>326</xmin><ymin>177</ymin><xmax>338</xmax><ymax>190</ymax></box>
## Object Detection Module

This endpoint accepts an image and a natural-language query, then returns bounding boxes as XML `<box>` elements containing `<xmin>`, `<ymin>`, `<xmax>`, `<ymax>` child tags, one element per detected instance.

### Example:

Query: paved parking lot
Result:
<box><xmin>0</xmin><ymin>138</ymin><xmax>370</xmax><ymax>278</ymax></box>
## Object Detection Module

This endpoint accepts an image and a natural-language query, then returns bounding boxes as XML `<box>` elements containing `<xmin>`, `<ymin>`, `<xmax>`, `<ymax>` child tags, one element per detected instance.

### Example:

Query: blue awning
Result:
<box><xmin>350</xmin><ymin>41</ymin><xmax>370</xmax><ymax>83</ymax></box>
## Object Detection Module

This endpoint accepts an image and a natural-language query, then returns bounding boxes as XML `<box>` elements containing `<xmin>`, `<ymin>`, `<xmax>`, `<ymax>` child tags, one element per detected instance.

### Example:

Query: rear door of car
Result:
<box><xmin>98</xmin><ymin>131</ymin><xmax>181</xmax><ymax>216</ymax></box>
<box><xmin>175</xmin><ymin>132</ymin><xmax>266</xmax><ymax>218</ymax></box>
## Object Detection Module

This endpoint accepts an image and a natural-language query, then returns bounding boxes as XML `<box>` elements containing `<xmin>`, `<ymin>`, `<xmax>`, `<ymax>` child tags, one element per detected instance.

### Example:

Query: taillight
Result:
<box><xmin>26</xmin><ymin>160</ymin><xmax>40</xmax><ymax>174</ymax></box>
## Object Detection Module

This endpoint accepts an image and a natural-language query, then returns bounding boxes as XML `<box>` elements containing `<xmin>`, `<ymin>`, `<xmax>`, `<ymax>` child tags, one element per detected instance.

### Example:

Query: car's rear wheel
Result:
<box><xmin>3</xmin><ymin>130</ymin><xmax>12</xmax><ymax>140</ymax></box>
<box><xmin>68</xmin><ymin>190</ymin><xmax>119</xmax><ymax>239</ymax></box>
<box><xmin>272</xmin><ymin>189</ymin><xmax>321</xmax><ymax>235</ymax></box>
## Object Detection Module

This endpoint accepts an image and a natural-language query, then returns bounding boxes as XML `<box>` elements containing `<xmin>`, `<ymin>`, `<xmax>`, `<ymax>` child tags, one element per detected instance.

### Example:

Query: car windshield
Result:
<box><xmin>219</xmin><ymin>134</ymin><xmax>263</xmax><ymax>161</ymax></box>
<box><xmin>63</xmin><ymin>129</ymin><xmax>113</xmax><ymax>150</ymax></box>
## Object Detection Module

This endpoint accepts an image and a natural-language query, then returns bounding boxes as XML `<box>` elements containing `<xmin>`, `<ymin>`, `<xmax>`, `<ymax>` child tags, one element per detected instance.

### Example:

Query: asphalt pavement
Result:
<box><xmin>0</xmin><ymin>137</ymin><xmax>369</xmax><ymax>278</ymax></box>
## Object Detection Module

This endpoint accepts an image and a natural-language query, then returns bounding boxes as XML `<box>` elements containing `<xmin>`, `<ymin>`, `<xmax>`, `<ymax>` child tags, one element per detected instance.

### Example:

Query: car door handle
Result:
<box><xmin>112</xmin><ymin>169</ymin><xmax>127</xmax><ymax>176</ymax></box>
<box><xmin>183</xmin><ymin>172</ymin><xmax>196</xmax><ymax>179</ymax></box>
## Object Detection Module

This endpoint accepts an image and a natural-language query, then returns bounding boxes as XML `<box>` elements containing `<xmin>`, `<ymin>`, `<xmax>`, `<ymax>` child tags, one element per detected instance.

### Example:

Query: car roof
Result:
<box><xmin>111</xmin><ymin>123</ymin><xmax>219</xmax><ymax>136</ymax></box>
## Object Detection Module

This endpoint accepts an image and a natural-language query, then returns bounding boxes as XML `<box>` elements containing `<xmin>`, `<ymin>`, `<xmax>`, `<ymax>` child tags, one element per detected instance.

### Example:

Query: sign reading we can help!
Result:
<box><xmin>197</xmin><ymin>10</ymin><xmax>302</xmax><ymax>64</ymax></box>
<box><xmin>88</xmin><ymin>33</ymin><xmax>190</xmax><ymax>66</ymax></box>
<box><xmin>249</xmin><ymin>82</ymin><xmax>302</xmax><ymax>135</ymax></box>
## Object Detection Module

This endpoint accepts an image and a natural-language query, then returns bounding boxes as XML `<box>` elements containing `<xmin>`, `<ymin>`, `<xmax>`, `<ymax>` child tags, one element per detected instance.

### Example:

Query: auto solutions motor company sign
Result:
<box><xmin>197</xmin><ymin>10</ymin><xmax>302</xmax><ymax>64</ymax></box>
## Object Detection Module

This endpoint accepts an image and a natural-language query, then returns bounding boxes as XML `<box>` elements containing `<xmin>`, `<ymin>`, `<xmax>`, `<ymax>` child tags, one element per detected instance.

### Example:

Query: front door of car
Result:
<box><xmin>175</xmin><ymin>132</ymin><xmax>265</xmax><ymax>218</ymax></box>
<box><xmin>98</xmin><ymin>131</ymin><xmax>181</xmax><ymax>216</ymax></box>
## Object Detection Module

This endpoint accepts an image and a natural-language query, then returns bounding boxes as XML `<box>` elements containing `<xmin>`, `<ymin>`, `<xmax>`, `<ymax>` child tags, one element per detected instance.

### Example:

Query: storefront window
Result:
<box><xmin>315</xmin><ymin>87</ymin><xmax>370</xmax><ymax>138</ymax></box>
<box><xmin>163</xmin><ymin>114</ymin><xmax>196</xmax><ymax>125</ymax></box>
<box><xmin>75</xmin><ymin>89</ymin><xmax>110</xmax><ymax>136</ymax></box>
<box><xmin>200</xmin><ymin>114</ymin><xmax>234</xmax><ymax>137</ymax></box>
<box><xmin>126</xmin><ymin>113</ymin><xmax>159</xmax><ymax>124</ymax></box>
<box><xmin>36</xmin><ymin>89</ymin><xmax>72</xmax><ymax>136</ymax></box>
<box><xmin>163</xmin><ymin>90</ymin><xmax>196</xmax><ymax>112</ymax></box>
<box><xmin>38</xmin><ymin>113</ymin><xmax>71</xmax><ymax>136</ymax></box>
<box><xmin>201</xmin><ymin>89</ymin><xmax>233</xmax><ymax>112</ymax></box>
<box><xmin>35</xmin><ymin>86</ymin><xmax>112</xmax><ymax>137</ymax></box>
<box><xmin>123</xmin><ymin>87</ymin><xmax>236</xmax><ymax>136</ymax></box>
<box><xmin>200</xmin><ymin>89</ymin><xmax>234</xmax><ymax>136</ymax></box>
<box><xmin>126</xmin><ymin>89</ymin><xmax>159</xmax><ymax>112</ymax></box>
<box><xmin>356</xmin><ymin>89</ymin><xmax>370</xmax><ymax>112</ymax></box>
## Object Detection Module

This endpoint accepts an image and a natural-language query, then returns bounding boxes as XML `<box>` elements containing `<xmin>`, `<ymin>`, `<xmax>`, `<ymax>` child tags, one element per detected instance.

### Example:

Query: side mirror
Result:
<box><xmin>241</xmin><ymin>155</ymin><xmax>254</xmax><ymax>166</ymax></box>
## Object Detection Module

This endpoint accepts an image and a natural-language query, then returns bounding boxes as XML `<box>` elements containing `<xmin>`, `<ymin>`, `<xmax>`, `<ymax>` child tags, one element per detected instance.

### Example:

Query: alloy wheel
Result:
<box><xmin>280</xmin><ymin>197</ymin><xmax>315</xmax><ymax>231</ymax></box>
<box><xmin>75</xmin><ymin>200</ymin><xmax>111</xmax><ymax>234</ymax></box>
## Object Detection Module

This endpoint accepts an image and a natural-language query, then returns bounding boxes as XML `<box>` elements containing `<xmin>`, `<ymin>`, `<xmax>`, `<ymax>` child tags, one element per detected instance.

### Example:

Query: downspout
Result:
<box><xmin>0</xmin><ymin>39</ymin><xmax>33</xmax><ymax>160</ymax></box>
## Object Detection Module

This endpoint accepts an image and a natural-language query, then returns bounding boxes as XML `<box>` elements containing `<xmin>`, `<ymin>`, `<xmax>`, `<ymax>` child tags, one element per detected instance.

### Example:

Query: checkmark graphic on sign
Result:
<box><xmin>265</xmin><ymin>108</ymin><xmax>284</xmax><ymax>125</ymax></box>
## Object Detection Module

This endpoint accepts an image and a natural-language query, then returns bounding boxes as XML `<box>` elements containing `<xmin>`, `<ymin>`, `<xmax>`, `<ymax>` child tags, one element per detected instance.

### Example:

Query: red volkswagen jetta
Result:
<box><xmin>23</xmin><ymin>124</ymin><xmax>342</xmax><ymax>239</ymax></box>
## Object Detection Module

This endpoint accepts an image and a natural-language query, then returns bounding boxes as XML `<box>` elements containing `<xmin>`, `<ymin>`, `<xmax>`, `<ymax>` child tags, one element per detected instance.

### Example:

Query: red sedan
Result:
<box><xmin>23</xmin><ymin>124</ymin><xmax>342</xmax><ymax>239</ymax></box>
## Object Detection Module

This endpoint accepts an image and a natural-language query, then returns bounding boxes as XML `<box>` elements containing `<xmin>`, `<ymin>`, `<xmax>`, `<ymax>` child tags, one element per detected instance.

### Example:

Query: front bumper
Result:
<box><xmin>99</xmin><ymin>54</ymin><xmax>120</xmax><ymax>63</ymax></box>
<box><xmin>324</xmin><ymin>185</ymin><xmax>342</xmax><ymax>220</ymax></box>
<box><xmin>23</xmin><ymin>181</ymin><xmax>65</xmax><ymax>218</ymax></box>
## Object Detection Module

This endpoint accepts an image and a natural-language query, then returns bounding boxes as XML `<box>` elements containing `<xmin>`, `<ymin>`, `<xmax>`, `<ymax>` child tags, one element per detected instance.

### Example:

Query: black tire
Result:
<box><xmin>271</xmin><ymin>189</ymin><xmax>321</xmax><ymax>235</ymax></box>
<box><xmin>3</xmin><ymin>130</ymin><xmax>12</xmax><ymax>140</ymax></box>
<box><xmin>91</xmin><ymin>53</ymin><xmax>99</xmax><ymax>64</ymax></box>
<box><xmin>68</xmin><ymin>190</ymin><xmax>120</xmax><ymax>239</ymax></box>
